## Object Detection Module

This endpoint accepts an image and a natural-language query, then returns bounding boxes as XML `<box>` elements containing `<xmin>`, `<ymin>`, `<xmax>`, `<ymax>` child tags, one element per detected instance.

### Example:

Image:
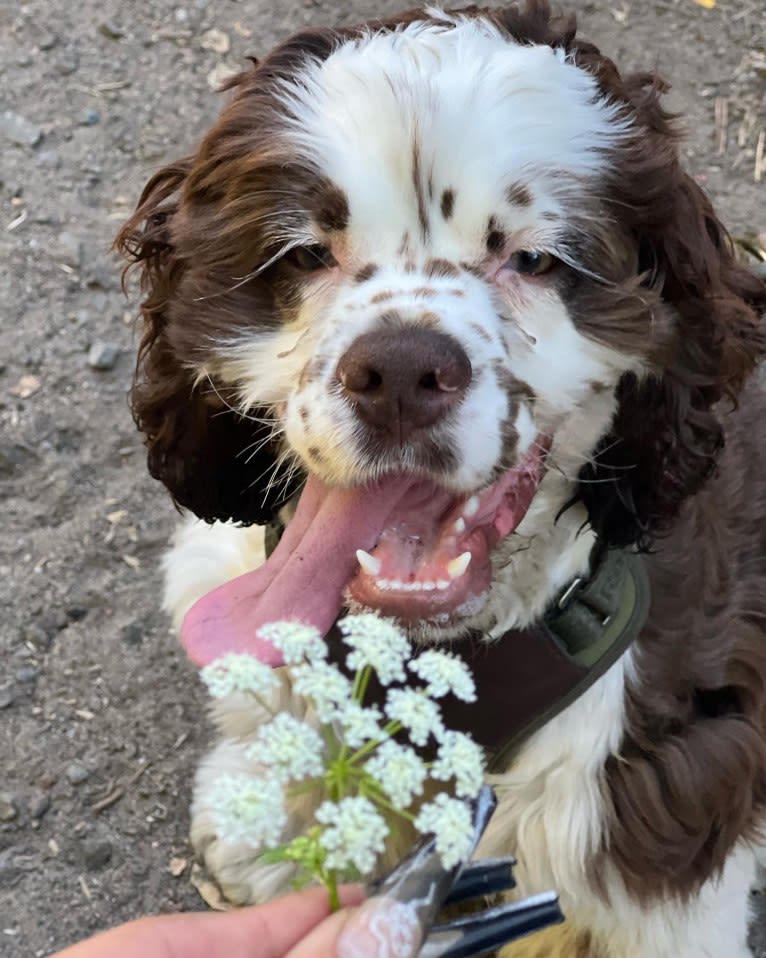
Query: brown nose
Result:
<box><xmin>336</xmin><ymin>328</ymin><xmax>472</xmax><ymax>443</ymax></box>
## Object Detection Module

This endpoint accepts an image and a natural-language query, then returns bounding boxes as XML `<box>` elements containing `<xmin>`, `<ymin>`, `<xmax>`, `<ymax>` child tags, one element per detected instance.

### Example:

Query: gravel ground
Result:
<box><xmin>0</xmin><ymin>0</ymin><xmax>764</xmax><ymax>955</ymax></box>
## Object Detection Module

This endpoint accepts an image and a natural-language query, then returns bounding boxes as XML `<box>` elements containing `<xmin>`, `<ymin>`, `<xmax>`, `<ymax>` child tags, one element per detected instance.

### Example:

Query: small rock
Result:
<box><xmin>87</xmin><ymin>342</ymin><xmax>120</xmax><ymax>371</ymax></box>
<box><xmin>0</xmin><ymin>441</ymin><xmax>33</xmax><ymax>477</ymax></box>
<box><xmin>0</xmin><ymin>686</ymin><xmax>16</xmax><ymax>710</ymax></box>
<box><xmin>56</xmin><ymin>48</ymin><xmax>79</xmax><ymax>75</ymax></box>
<box><xmin>121</xmin><ymin>621</ymin><xmax>143</xmax><ymax>646</ymax></box>
<box><xmin>66</xmin><ymin>605</ymin><xmax>88</xmax><ymax>623</ymax></box>
<box><xmin>23</xmin><ymin>623</ymin><xmax>54</xmax><ymax>651</ymax></box>
<box><xmin>0</xmin><ymin>111</ymin><xmax>42</xmax><ymax>148</ymax></box>
<box><xmin>15</xmin><ymin>52</ymin><xmax>32</xmax><ymax>67</ymax></box>
<box><xmin>36</xmin><ymin>149</ymin><xmax>61</xmax><ymax>169</ymax></box>
<box><xmin>65</xmin><ymin>763</ymin><xmax>90</xmax><ymax>785</ymax></box>
<box><xmin>38</xmin><ymin>32</ymin><xmax>59</xmax><ymax>51</ymax></box>
<box><xmin>15</xmin><ymin>666</ymin><xmax>38</xmax><ymax>684</ymax></box>
<box><xmin>56</xmin><ymin>232</ymin><xmax>83</xmax><ymax>268</ymax></box>
<box><xmin>82</xmin><ymin>839</ymin><xmax>113</xmax><ymax>871</ymax></box>
<box><xmin>0</xmin><ymin>793</ymin><xmax>18</xmax><ymax>822</ymax></box>
<box><xmin>80</xmin><ymin>109</ymin><xmax>101</xmax><ymax>126</ymax></box>
<box><xmin>98</xmin><ymin>20</ymin><xmax>124</xmax><ymax>40</ymax></box>
<box><xmin>29</xmin><ymin>791</ymin><xmax>51</xmax><ymax>820</ymax></box>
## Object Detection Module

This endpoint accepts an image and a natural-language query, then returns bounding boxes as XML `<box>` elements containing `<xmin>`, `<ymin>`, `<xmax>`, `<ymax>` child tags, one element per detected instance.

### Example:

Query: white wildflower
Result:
<box><xmin>335</xmin><ymin>701</ymin><xmax>384</xmax><ymax>749</ymax></box>
<box><xmin>385</xmin><ymin>688</ymin><xmax>443</xmax><ymax>746</ymax></box>
<box><xmin>317</xmin><ymin>796</ymin><xmax>389</xmax><ymax>873</ymax></box>
<box><xmin>291</xmin><ymin>661</ymin><xmax>353</xmax><ymax>723</ymax></box>
<box><xmin>414</xmin><ymin>793</ymin><xmax>474</xmax><ymax>869</ymax></box>
<box><xmin>365</xmin><ymin>740</ymin><xmax>427</xmax><ymax>809</ymax></box>
<box><xmin>208</xmin><ymin>774</ymin><xmax>287</xmax><ymax>848</ymax></box>
<box><xmin>339</xmin><ymin>614</ymin><xmax>410</xmax><ymax>685</ymax></box>
<box><xmin>409</xmin><ymin>649</ymin><xmax>476</xmax><ymax>702</ymax></box>
<box><xmin>430</xmin><ymin>731</ymin><xmax>484</xmax><ymax>798</ymax></box>
<box><xmin>246</xmin><ymin>714</ymin><xmax>325</xmax><ymax>783</ymax></box>
<box><xmin>200</xmin><ymin>653</ymin><xmax>279</xmax><ymax>699</ymax></box>
<box><xmin>256</xmin><ymin>621</ymin><xmax>327</xmax><ymax>664</ymax></box>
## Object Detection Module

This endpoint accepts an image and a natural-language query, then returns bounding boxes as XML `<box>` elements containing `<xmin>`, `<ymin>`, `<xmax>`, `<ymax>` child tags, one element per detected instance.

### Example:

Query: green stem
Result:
<box><xmin>325</xmin><ymin>871</ymin><xmax>340</xmax><ymax>912</ymax></box>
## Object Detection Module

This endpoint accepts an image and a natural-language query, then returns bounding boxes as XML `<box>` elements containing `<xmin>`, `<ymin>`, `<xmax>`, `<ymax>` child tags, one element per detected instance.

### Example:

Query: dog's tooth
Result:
<box><xmin>390</xmin><ymin>579</ymin><xmax>404</xmax><ymax>590</ymax></box>
<box><xmin>356</xmin><ymin>548</ymin><xmax>381</xmax><ymax>576</ymax></box>
<box><xmin>463</xmin><ymin>495</ymin><xmax>479</xmax><ymax>518</ymax></box>
<box><xmin>422</xmin><ymin>581</ymin><xmax>437</xmax><ymax>591</ymax></box>
<box><xmin>377</xmin><ymin>579</ymin><xmax>391</xmax><ymax>590</ymax></box>
<box><xmin>409</xmin><ymin>581</ymin><xmax>423</xmax><ymax>591</ymax></box>
<box><xmin>436</xmin><ymin>579</ymin><xmax>450</xmax><ymax>591</ymax></box>
<box><xmin>454</xmin><ymin>517</ymin><xmax>466</xmax><ymax>535</ymax></box>
<box><xmin>447</xmin><ymin>552</ymin><xmax>472</xmax><ymax>580</ymax></box>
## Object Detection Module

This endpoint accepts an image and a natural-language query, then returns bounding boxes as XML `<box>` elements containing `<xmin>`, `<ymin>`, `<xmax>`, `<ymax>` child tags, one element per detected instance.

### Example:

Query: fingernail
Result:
<box><xmin>340</xmin><ymin>786</ymin><xmax>498</xmax><ymax>958</ymax></box>
<box><xmin>338</xmin><ymin>896</ymin><xmax>424</xmax><ymax>958</ymax></box>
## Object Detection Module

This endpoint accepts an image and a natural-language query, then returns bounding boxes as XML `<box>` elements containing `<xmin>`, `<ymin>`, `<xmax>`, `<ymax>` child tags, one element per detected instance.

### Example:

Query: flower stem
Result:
<box><xmin>325</xmin><ymin>871</ymin><xmax>340</xmax><ymax>912</ymax></box>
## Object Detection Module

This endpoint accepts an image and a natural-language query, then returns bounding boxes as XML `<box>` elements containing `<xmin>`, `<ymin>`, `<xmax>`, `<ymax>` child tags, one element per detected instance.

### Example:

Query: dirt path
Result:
<box><xmin>1</xmin><ymin>1</ymin><xmax>764</xmax><ymax>954</ymax></box>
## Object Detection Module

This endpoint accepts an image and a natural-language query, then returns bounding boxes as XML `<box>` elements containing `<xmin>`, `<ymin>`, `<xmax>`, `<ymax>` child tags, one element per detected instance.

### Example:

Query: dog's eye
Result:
<box><xmin>286</xmin><ymin>244</ymin><xmax>337</xmax><ymax>272</ymax></box>
<box><xmin>507</xmin><ymin>250</ymin><xmax>556</xmax><ymax>276</ymax></box>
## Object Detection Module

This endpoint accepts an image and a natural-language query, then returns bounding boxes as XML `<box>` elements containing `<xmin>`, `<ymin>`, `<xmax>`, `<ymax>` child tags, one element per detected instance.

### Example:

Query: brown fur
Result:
<box><xmin>116</xmin><ymin>0</ymin><xmax>766</xmax><ymax>922</ymax></box>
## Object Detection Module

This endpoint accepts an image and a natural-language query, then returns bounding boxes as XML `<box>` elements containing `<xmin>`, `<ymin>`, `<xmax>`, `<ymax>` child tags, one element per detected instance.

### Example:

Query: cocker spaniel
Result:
<box><xmin>118</xmin><ymin>3</ymin><xmax>766</xmax><ymax>955</ymax></box>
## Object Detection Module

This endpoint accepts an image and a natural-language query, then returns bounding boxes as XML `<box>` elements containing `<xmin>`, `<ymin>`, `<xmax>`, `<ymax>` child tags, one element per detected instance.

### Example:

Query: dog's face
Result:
<box><xmin>119</xmin><ymin>6</ymin><xmax>764</xmax><ymax>659</ymax></box>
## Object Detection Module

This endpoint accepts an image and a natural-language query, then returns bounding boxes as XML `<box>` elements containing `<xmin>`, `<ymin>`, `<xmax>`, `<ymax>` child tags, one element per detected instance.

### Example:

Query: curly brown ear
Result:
<box><xmin>116</xmin><ymin>162</ymin><xmax>301</xmax><ymax>525</ymax></box>
<box><xmin>578</xmin><ymin>75</ymin><xmax>766</xmax><ymax>548</ymax></box>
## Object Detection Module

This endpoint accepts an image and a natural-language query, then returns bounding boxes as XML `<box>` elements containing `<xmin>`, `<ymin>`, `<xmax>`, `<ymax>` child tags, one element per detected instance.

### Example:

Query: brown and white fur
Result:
<box><xmin>118</xmin><ymin>4</ymin><xmax>766</xmax><ymax>955</ymax></box>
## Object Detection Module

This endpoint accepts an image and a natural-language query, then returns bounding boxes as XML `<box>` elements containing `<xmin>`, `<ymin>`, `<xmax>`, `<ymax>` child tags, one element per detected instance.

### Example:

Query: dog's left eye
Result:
<box><xmin>286</xmin><ymin>244</ymin><xmax>337</xmax><ymax>272</ymax></box>
<box><xmin>507</xmin><ymin>250</ymin><xmax>556</xmax><ymax>276</ymax></box>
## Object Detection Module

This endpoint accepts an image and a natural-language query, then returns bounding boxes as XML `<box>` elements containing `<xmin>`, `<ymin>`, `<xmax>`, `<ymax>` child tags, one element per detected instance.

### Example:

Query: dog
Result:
<box><xmin>117</xmin><ymin>3</ymin><xmax>766</xmax><ymax>954</ymax></box>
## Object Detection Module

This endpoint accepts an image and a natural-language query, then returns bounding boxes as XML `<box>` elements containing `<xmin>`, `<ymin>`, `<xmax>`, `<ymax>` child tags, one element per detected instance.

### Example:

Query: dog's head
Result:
<box><xmin>118</xmin><ymin>2</ymin><xmax>765</xmax><ymax>659</ymax></box>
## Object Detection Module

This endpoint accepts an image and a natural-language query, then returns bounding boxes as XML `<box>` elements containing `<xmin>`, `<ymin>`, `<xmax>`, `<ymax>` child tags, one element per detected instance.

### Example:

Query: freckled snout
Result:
<box><xmin>335</xmin><ymin>327</ymin><xmax>472</xmax><ymax>444</ymax></box>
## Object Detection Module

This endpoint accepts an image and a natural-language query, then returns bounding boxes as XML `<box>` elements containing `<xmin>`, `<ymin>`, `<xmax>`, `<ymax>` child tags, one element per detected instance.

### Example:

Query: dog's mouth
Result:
<box><xmin>181</xmin><ymin>438</ymin><xmax>550</xmax><ymax>666</ymax></box>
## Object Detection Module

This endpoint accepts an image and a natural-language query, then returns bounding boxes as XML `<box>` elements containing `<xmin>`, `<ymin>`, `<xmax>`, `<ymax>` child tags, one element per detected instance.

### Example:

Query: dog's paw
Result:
<box><xmin>190</xmin><ymin>737</ymin><xmax>313</xmax><ymax>905</ymax></box>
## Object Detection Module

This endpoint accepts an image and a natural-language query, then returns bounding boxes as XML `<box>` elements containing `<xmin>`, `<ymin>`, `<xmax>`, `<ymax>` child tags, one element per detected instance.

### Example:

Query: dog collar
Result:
<box><xmin>437</xmin><ymin>547</ymin><xmax>650</xmax><ymax>771</ymax></box>
<box><xmin>320</xmin><ymin>545</ymin><xmax>649</xmax><ymax>770</ymax></box>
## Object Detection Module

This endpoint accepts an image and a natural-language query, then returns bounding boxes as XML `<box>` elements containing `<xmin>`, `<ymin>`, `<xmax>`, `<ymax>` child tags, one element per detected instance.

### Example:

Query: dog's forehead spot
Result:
<box><xmin>425</xmin><ymin>258</ymin><xmax>460</xmax><ymax>279</ymax></box>
<box><xmin>355</xmin><ymin>263</ymin><xmax>378</xmax><ymax>284</ymax></box>
<box><xmin>370</xmin><ymin>290</ymin><xmax>395</xmax><ymax>304</ymax></box>
<box><xmin>440</xmin><ymin>188</ymin><xmax>455</xmax><ymax>221</ymax></box>
<box><xmin>314</xmin><ymin>182</ymin><xmax>350</xmax><ymax>233</ymax></box>
<box><xmin>506</xmin><ymin>182</ymin><xmax>533</xmax><ymax>208</ymax></box>
<box><xmin>486</xmin><ymin>216</ymin><xmax>506</xmax><ymax>254</ymax></box>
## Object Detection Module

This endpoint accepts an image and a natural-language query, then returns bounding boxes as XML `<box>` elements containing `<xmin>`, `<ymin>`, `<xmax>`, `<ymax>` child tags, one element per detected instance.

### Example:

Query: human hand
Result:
<box><xmin>52</xmin><ymin>885</ymin><xmax>365</xmax><ymax>958</ymax></box>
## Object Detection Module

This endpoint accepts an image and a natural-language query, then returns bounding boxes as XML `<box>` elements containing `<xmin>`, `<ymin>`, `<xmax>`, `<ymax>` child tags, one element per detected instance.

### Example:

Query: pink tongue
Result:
<box><xmin>181</xmin><ymin>474</ymin><xmax>413</xmax><ymax>666</ymax></box>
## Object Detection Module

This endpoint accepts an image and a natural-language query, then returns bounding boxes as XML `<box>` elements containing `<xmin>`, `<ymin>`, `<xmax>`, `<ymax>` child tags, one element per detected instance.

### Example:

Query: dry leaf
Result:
<box><xmin>190</xmin><ymin>863</ymin><xmax>231</xmax><ymax>911</ymax></box>
<box><xmin>234</xmin><ymin>21</ymin><xmax>252</xmax><ymax>39</ymax></box>
<box><xmin>10</xmin><ymin>375</ymin><xmax>41</xmax><ymax>399</ymax></box>
<box><xmin>691</xmin><ymin>0</ymin><xmax>715</xmax><ymax>7</ymax></box>
<box><xmin>106</xmin><ymin>509</ymin><xmax>128</xmax><ymax>524</ymax></box>
<box><xmin>121</xmin><ymin>554</ymin><xmax>141</xmax><ymax>570</ymax></box>
<box><xmin>169</xmin><ymin>856</ymin><xmax>188</xmax><ymax>877</ymax></box>
<box><xmin>206</xmin><ymin>62</ymin><xmax>239</xmax><ymax>90</ymax></box>
<box><xmin>201</xmin><ymin>28</ymin><xmax>230</xmax><ymax>54</ymax></box>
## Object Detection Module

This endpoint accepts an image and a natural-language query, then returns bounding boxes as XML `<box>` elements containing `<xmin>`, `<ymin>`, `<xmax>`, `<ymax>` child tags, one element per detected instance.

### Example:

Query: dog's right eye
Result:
<box><xmin>286</xmin><ymin>244</ymin><xmax>337</xmax><ymax>272</ymax></box>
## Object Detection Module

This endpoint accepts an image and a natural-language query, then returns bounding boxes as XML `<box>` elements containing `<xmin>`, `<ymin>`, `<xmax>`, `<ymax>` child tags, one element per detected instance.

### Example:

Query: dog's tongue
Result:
<box><xmin>181</xmin><ymin>474</ymin><xmax>413</xmax><ymax>666</ymax></box>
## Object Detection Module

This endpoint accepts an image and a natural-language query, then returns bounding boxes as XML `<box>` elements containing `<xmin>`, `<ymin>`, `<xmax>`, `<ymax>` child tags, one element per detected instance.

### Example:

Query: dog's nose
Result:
<box><xmin>336</xmin><ymin>328</ymin><xmax>472</xmax><ymax>442</ymax></box>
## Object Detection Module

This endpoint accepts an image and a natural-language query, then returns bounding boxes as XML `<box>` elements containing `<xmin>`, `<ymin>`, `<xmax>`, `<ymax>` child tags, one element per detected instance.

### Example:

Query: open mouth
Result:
<box><xmin>181</xmin><ymin>438</ymin><xmax>550</xmax><ymax>666</ymax></box>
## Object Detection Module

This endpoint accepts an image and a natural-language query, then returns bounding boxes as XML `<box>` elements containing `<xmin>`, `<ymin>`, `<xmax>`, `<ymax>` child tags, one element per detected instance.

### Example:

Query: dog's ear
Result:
<box><xmin>116</xmin><ymin>160</ymin><xmax>300</xmax><ymax>526</ymax></box>
<box><xmin>579</xmin><ymin>74</ymin><xmax>766</xmax><ymax>549</ymax></box>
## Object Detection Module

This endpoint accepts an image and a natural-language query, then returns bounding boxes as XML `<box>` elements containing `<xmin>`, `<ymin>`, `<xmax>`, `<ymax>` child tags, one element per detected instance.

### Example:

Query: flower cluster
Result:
<box><xmin>200</xmin><ymin>614</ymin><xmax>484</xmax><ymax>908</ymax></box>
